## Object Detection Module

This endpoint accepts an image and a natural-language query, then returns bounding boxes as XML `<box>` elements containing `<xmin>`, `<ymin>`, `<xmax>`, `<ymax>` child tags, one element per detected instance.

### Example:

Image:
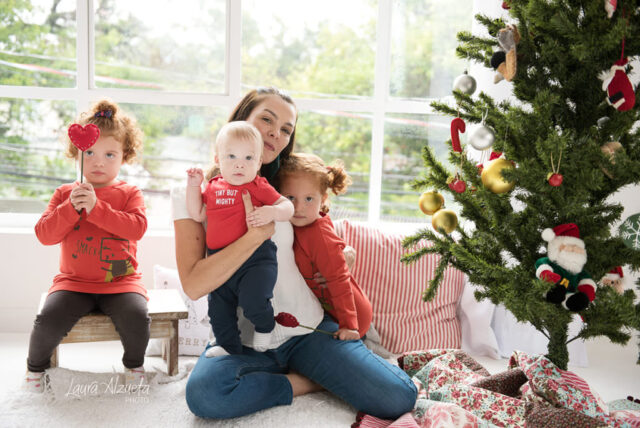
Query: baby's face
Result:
<box><xmin>215</xmin><ymin>137</ymin><xmax>262</xmax><ymax>186</ymax></box>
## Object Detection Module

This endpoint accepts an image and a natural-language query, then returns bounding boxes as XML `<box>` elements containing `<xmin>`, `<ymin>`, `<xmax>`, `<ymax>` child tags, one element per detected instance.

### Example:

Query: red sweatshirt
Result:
<box><xmin>292</xmin><ymin>214</ymin><xmax>372</xmax><ymax>337</ymax></box>
<box><xmin>35</xmin><ymin>181</ymin><xmax>148</xmax><ymax>299</ymax></box>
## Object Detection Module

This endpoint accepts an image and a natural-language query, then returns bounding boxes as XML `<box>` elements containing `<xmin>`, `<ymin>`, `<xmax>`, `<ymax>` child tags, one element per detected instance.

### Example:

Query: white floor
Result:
<box><xmin>1</xmin><ymin>332</ymin><xmax>639</xmax><ymax>414</ymax></box>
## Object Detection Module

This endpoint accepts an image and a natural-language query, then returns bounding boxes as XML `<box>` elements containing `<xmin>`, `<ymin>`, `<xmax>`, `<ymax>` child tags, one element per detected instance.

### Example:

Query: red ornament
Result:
<box><xmin>602</xmin><ymin>58</ymin><xmax>636</xmax><ymax>111</ymax></box>
<box><xmin>68</xmin><ymin>123</ymin><xmax>100</xmax><ymax>151</ymax></box>
<box><xmin>274</xmin><ymin>312</ymin><xmax>299</xmax><ymax>328</ymax></box>
<box><xmin>547</xmin><ymin>172</ymin><xmax>563</xmax><ymax>187</ymax></box>
<box><xmin>502</xmin><ymin>1</ymin><xmax>510</xmax><ymax>9</ymax></box>
<box><xmin>450</xmin><ymin>117</ymin><xmax>465</xmax><ymax>153</ymax></box>
<box><xmin>448</xmin><ymin>177</ymin><xmax>467</xmax><ymax>193</ymax></box>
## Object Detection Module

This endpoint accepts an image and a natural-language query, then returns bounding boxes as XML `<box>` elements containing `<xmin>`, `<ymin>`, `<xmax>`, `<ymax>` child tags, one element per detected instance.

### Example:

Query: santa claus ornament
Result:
<box><xmin>601</xmin><ymin>266</ymin><xmax>624</xmax><ymax>294</ymax></box>
<box><xmin>535</xmin><ymin>223</ymin><xmax>597</xmax><ymax>312</ymax></box>
<box><xmin>601</xmin><ymin>57</ymin><xmax>636</xmax><ymax>112</ymax></box>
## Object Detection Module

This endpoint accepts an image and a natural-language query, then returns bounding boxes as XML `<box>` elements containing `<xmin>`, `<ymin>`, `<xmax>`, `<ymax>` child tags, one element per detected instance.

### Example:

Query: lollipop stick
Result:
<box><xmin>80</xmin><ymin>151</ymin><xmax>84</xmax><ymax>183</ymax></box>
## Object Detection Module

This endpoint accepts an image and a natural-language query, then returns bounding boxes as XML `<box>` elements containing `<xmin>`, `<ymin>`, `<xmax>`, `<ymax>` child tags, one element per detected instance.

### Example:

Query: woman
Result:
<box><xmin>174</xmin><ymin>87</ymin><xmax>417</xmax><ymax>419</ymax></box>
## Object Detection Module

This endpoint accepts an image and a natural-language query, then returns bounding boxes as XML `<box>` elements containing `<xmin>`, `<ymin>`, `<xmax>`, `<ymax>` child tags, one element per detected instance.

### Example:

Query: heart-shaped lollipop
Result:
<box><xmin>68</xmin><ymin>124</ymin><xmax>100</xmax><ymax>152</ymax></box>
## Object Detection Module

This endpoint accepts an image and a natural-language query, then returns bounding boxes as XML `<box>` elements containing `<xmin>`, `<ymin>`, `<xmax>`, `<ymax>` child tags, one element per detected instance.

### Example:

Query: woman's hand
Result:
<box><xmin>335</xmin><ymin>328</ymin><xmax>360</xmax><ymax>341</ymax></box>
<box><xmin>243</xmin><ymin>190</ymin><xmax>275</xmax><ymax>241</ymax></box>
<box><xmin>70</xmin><ymin>182</ymin><xmax>97</xmax><ymax>214</ymax></box>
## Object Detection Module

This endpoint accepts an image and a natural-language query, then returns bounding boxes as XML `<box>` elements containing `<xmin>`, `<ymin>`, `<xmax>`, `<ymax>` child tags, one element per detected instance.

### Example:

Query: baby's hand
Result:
<box><xmin>186</xmin><ymin>168</ymin><xmax>204</xmax><ymax>187</ymax></box>
<box><xmin>335</xmin><ymin>328</ymin><xmax>360</xmax><ymax>341</ymax></box>
<box><xmin>246</xmin><ymin>205</ymin><xmax>275</xmax><ymax>227</ymax></box>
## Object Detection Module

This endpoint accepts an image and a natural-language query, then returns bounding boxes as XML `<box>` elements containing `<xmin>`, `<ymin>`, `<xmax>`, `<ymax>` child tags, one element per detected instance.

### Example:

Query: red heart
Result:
<box><xmin>68</xmin><ymin>124</ymin><xmax>100</xmax><ymax>151</ymax></box>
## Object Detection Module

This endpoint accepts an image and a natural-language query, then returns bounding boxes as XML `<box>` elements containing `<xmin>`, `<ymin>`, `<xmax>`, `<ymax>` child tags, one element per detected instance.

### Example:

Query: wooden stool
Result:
<box><xmin>38</xmin><ymin>289</ymin><xmax>188</xmax><ymax>376</ymax></box>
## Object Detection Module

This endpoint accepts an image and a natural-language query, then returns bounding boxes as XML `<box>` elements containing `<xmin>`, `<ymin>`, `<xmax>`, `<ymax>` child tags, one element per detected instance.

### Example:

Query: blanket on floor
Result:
<box><xmin>354</xmin><ymin>349</ymin><xmax>640</xmax><ymax>428</ymax></box>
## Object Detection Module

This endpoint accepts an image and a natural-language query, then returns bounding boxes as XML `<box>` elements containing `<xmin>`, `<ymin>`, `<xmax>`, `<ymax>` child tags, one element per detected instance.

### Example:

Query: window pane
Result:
<box><xmin>0</xmin><ymin>98</ymin><xmax>76</xmax><ymax>212</ymax></box>
<box><xmin>295</xmin><ymin>111</ymin><xmax>371</xmax><ymax>220</ymax></box>
<box><xmin>381</xmin><ymin>113</ymin><xmax>452</xmax><ymax>222</ymax></box>
<box><xmin>241</xmin><ymin>0</ymin><xmax>377</xmax><ymax>100</ymax></box>
<box><xmin>94</xmin><ymin>0</ymin><xmax>226</xmax><ymax>93</ymax></box>
<box><xmin>390</xmin><ymin>0</ymin><xmax>473</xmax><ymax>100</ymax></box>
<box><xmin>0</xmin><ymin>1</ymin><xmax>76</xmax><ymax>88</ymax></box>
<box><xmin>120</xmin><ymin>104</ymin><xmax>227</xmax><ymax>228</ymax></box>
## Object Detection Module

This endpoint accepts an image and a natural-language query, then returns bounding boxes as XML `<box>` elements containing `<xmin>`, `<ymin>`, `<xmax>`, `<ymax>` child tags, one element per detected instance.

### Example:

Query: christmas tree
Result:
<box><xmin>403</xmin><ymin>0</ymin><xmax>640</xmax><ymax>370</ymax></box>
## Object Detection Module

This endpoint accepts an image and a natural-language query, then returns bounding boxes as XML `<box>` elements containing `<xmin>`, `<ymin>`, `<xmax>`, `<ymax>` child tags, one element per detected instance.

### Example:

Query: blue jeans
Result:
<box><xmin>186</xmin><ymin>316</ymin><xmax>417</xmax><ymax>419</ymax></box>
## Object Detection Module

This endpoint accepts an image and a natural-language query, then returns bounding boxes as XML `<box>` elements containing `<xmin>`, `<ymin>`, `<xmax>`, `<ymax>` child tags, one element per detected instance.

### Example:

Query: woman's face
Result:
<box><xmin>246</xmin><ymin>95</ymin><xmax>297</xmax><ymax>164</ymax></box>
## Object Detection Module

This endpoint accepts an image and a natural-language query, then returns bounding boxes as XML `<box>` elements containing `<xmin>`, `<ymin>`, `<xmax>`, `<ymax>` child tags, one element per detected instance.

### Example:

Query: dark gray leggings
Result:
<box><xmin>27</xmin><ymin>290</ymin><xmax>150</xmax><ymax>372</ymax></box>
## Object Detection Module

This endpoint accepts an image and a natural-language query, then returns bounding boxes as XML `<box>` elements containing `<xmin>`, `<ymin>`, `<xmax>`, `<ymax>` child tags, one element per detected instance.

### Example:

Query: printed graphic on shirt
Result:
<box><xmin>305</xmin><ymin>279</ymin><xmax>334</xmax><ymax>312</ymax></box>
<box><xmin>100</xmin><ymin>237</ymin><xmax>135</xmax><ymax>282</ymax></box>
<box><xmin>213</xmin><ymin>189</ymin><xmax>239</xmax><ymax>206</ymax></box>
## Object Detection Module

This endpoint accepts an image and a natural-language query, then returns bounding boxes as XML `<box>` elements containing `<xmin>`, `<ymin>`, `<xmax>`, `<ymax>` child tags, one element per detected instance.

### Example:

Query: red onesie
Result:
<box><xmin>292</xmin><ymin>214</ymin><xmax>372</xmax><ymax>337</ymax></box>
<box><xmin>35</xmin><ymin>181</ymin><xmax>148</xmax><ymax>298</ymax></box>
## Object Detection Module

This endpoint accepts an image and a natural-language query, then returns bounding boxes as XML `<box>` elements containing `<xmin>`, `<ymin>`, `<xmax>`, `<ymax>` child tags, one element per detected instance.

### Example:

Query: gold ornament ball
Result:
<box><xmin>419</xmin><ymin>191</ymin><xmax>444</xmax><ymax>215</ymax></box>
<box><xmin>432</xmin><ymin>209</ymin><xmax>458</xmax><ymax>234</ymax></box>
<box><xmin>481</xmin><ymin>158</ymin><xmax>516</xmax><ymax>193</ymax></box>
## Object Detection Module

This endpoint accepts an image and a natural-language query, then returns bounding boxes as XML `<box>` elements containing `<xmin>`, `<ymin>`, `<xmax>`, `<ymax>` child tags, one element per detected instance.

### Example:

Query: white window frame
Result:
<box><xmin>0</xmin><ymin>0</ymin><xmax>484</xmax><ymax>228</ymax></box>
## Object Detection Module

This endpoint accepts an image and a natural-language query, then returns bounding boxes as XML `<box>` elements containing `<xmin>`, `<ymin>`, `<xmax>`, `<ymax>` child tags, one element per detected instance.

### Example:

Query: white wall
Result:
<box><xmin>0</xmin><ymin>227</ymin><xmax>176</xmax><ymax>333</ymax></box>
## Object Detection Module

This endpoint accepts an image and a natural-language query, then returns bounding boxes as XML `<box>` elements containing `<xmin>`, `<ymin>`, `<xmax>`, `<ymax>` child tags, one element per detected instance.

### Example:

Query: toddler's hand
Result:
<box><xmin>70</xmin><ymin>183</ymin><xmax>97</xmax><ymax>214</ymax></box>
<box><xmin>246</xmin><ymin>205</ymin><xmax>275</xmax><ymax>227</ymax></box>
<box><xmin>186</xmin><ymin>168</ymin><xmax>204</xmax><ymax>187</ymax></box>
<box><xmin>335</xmin><ymin>328</ymin><xmax>360</xmax><ymax>341</ymax></box>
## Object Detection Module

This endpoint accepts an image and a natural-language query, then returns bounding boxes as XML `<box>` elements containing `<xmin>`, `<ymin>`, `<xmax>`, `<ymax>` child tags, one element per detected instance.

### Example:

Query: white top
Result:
<box><xmin>171</xmin><ymin>186</ymin><xmax>324</xmax><ymax>349</ymax></box>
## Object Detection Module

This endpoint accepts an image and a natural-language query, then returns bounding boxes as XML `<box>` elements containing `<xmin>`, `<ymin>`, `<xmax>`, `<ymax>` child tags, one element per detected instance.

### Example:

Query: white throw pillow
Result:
<box><xmin>146</xmin><ymin>265</ymin><xmax>211</xmax><ymax>356</ymax></box>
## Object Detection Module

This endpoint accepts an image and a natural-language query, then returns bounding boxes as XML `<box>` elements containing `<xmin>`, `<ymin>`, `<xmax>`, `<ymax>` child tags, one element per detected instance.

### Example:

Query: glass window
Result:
<box><xmin>0</xmin><ymin>0</ymin><xmax>76</xmax><ymax>88</ymax></box>
<box><xmin>0</xmin><ymin>98</ymin><xmax>76</xmax><ymax>212</ymax></box>
<box><xmin>241</xmin><ymin>0</ymin><xmax>377</xmax><ymax>100</ymax></box>
<box><xmin>390</xmin><ymin>0</ymin><xmax>473</xmax><ymax>100</ymax></box>
<box><xmin>295</xmin><ymin>110</ymin><xmax>371</xmax><ymax>220</ymax></box>
<box><xmin>94</xmin><ymin>0</ymin><xmax>226</xmax><ymax>93</ymax></box>
<box><xmin>119</xmin><ymin>103</ymin><xmax>228</xmax><ymax>228</ymax></box>
<box><xmin>381</xmin><ymin>113</ymin><xmax>453</xmax><ymax>222</ymax></box>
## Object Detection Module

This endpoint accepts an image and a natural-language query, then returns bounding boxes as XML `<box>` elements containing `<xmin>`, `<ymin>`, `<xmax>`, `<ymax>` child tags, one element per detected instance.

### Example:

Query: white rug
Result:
<box><xmin>1</xmin><ymin>362</ymin><xmax>357</xmax><ymax>428</ymax></box>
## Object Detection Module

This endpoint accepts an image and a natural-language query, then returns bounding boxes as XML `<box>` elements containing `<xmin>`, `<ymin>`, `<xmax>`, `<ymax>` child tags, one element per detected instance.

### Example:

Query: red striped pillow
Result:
<box><xmin>334</xmin><ymin>219</ymin><xmax>464</xmax><ymax>354</ymax></box>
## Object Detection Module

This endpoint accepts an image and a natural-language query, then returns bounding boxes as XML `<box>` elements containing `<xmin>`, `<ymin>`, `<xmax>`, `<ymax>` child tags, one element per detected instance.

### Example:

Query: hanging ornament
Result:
<box><xmin>597</xmin><ymin>116</ymin><xmax>610</xmax><ymax>128</ymax></box>
<box><xmin>468</xmin><ymin>124</ymin><xmax>496</xmax><ymax>150</ymax></box>
<box><xmin>450</xmin><ymin>117</ymin><xmax>465</xmax><ymax>153</ymax></box>
<box><xmin>447</xmin><ymin>173</ymin><xmax>467</xmax><ymax>193</ymax></box>
<box><xmin>604</xmin><ymin>0</ymin><xmax>617</xmax><ymax>18</ymax></box>
<box><xmin>432</xmin><ymin>209</ymin><xmax>458</xmax><ymax>234</ymax></box>
<box><xmin>481</xmin><ymin>157</ymin><xmax>516</xmax><ymax>193</ymax></box>
<box><xmin>600</xmin><ymin>266</ymin><xmax>624</xmax><ymax>294</ymax></box>
<box><xmin>601</xmin><ymin>141</ymin><xmax>623</xmax><ymax>178</ymax></box>
<box><xmin>468</xmin><ymin>110</ymin><xmax>495</xmax><ymax>151</ymax></box>
<box><xmin>620</xmin><ymin>213</ymin><xmax>640</xmax><ymax>249</ymax></box>
<box><xmin>452</xmin><ymin>70</ymin><xmax>477</xmax><ymax>95</ymax></box>
<box><xmin>419</xmin><ymin>191</ymin><xmax>444</xmax><ymax>215</ymax></box>
<box><xmin>602</xmin><ymin>58</ymin><xmax>636</xmax><ymax>111</ymax></box>
<box><xmin>490</xmin><ymin>25</ymin><xmax>520</xmax><ymax>83</ymax></box>
<box><xmin>547</xmin><ymin>150</ymin><xmax>563</xmax><ymax>187</ymax></box>
<box><xmin>476</xmin><ymin>151</ymin><xmax>502</xmax><ymax>174</ymax></box>
<box><xmin>502</xmin><ymin>1</ymin><xmax>510</xmax><ymax>9</ymax></box>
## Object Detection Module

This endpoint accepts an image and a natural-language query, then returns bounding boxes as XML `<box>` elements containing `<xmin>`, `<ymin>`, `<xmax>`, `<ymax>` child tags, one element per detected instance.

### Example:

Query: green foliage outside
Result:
<box><xmin>1</xmin><ymin>0</ymin><xmax>471</xmax><ymax>221</ymax></box>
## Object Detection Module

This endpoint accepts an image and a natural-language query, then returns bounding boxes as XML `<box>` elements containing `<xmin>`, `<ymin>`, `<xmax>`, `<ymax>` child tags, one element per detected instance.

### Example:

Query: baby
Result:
<box><xmin>186</xmin><ymin>121</ymin><xmax>293</xmax><ymax>354</ymax></box>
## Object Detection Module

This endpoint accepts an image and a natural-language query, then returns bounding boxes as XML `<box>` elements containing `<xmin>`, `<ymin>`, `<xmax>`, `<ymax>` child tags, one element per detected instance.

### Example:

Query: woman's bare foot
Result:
<box><xmin>285</xmin><ymin>371</ymin><xmax>324</xmax><ymax>397</ymax></box>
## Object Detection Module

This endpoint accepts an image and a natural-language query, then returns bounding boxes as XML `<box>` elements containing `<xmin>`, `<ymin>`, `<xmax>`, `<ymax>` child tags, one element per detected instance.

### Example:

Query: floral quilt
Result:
<box><xmin>353</xmin><ymin>349</ymin><xmax>640</xmax><ymax>428</ymax></box>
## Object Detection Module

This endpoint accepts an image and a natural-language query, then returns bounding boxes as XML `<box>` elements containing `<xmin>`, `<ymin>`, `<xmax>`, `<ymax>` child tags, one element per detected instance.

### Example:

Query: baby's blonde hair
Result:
<box><xmin>65</xmin><ymin>98</ymin><xmax>143</xmax><ymax>163</ymax></box>
<box><xmin>277</xmin><ymin>152</ymin><xmax>352</xmax><ymax>214</ymax></box>
<box><xmin>214</xmin><ymin>121</ymin><xmax>263</xmax><ymax>156</ymax></box>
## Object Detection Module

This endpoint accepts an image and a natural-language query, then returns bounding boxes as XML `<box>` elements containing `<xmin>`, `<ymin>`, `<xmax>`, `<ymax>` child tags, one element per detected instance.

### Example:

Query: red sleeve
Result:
<box><xmin>253</xmin><ymin>177</ymin><xmax>282</xmax><ymax>205</ymax></box>
<box><xmin>85</xmin><ymin>186</ymin><xmax>147</xmax><ymax>241</ymax></box>
<box><xmin>34</xmin><ymin>186</ymin><xmax>81</xmax><ymax>245</ymax></box>
<box><xmin>306</xmin><ymin>221</ymin><xmax>359</xmax><ymax>331</ymax></box>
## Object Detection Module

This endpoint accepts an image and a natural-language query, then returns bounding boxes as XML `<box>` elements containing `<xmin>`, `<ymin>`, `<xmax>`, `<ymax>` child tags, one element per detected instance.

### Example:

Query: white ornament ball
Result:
<box><xmin>452</xmin><ymin>72</ymin><xmax>477</xmax><ymax>95</ymax></box>
<box><xmin>468</xmin><ymin>124</ymin><xmax>495</xmax><ymax>150</ymax></box>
